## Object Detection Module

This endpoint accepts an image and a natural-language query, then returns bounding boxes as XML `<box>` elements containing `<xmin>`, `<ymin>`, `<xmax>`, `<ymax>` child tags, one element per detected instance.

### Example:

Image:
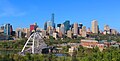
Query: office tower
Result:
<box><xmin>63</xmin><ymin>20</ymin><xmax>70</xmax><ymax>32</ymax></box>
<box><xmin>44</xmin><ymin>22</ymin><xmax>47</xmax><ymax>30</ymax></box>
<box><xmin>56</xmin><ymin>27</ymin><xmax>60</xmax><ymax>33</ymax></box>
<box><xmin>23</xmin><ymin>28</ymin><xmax>30</xmax><ymax>38</ymax></box>
<box><xmin>67</xmin><ymin>30</ymin><xmax>72</xmax><ymax>38</ymax></box>
<box><xmin>30</xmin><ymin>25</ymin><xmax>35</xmax><ymax>32</ymax></box>
<box><xmin>60</xmin><ymin>24</ymin><xmax>65</xmax><ymax>34</ymax></box>
<box><xmin>47</xmin><ymin>21</ymin><xmax>52</xmax><ymax>28</ymax></box>
<box><xmin>0</xmin><ymin>25</ymin><xmax>4</xmax><ymax>30</ymax></box>
<box><xmin>16</xmin><ymin>28</ymin><xmax>22</xmax><ymax>38</ymax></box>
<box><xmin>57</xmin><ymin>24</ymin><xmax>61</xmax><ymax>27</ymax></box>
<box><xmin>73</xmin><ymin>23</ymin><xmax>78</xmax><ymax>35</ymax></box>
<box><xmin>4</xmin><ymin>23</ymin><xmax>12</xmax><ymax>36</ymax></box>
<box><xmin>82</xmin><ymin>26</ymin><xmax>86</xmax><ymax>37</ymax></box>
<box><xmin>10</xmin><ymin>25</ymin><xmax>13</xmax><ymax>34</ymax></box>
<box><xmin>79</xmin><ymin>23</ymin><xmax>83</xmax><ymax>29</ymax></box>
<box><xmin>91</xmin><ymin>20</ymin><xmax>98</xmax><ymax>34</ymax></box>
<box><xmin>47</xmin><ymin>26</ymin><xmax>53</xmax><ymax>36</ymax></box>
<box><xmin>78</xmin><ymin>23</ymin><xmax>83</xmax><ymax>34</ymax></box>
<box><xmin>104</xmin><ymin>25</ymin><xmax>110</xmax><ymax>34</ymax></box>
<box><xmin>87</xmin><ymin>27</ymin><xmax>91</xmax><ymax>33</ymax></box>
<box><xmin>71</xmin><ymin>24</ymin><xmax>74</xmax><ymax>30</ymax></box>
<box><xmin>0</xmin><ymin>25</ymin><xmax>4</xmax><ymax>33</ymax></box>
<box><xmin>72</xmin><ymin>28</ymin><xmax>74</xmax><ymax>34</ymax></box>
<box><xmin>30</xmin><ymin>23</ymin><xmax>38</xmax><ymax>32</ymax></box>
<box><xmin>51</xmin><ymin>13</ymin><xmax>55</xmax><ymax>29</ymax></box>
<box><xmin>104</xmin><ymin>25</ymin><xmax>110</xmax><ymax>31</ymax></box>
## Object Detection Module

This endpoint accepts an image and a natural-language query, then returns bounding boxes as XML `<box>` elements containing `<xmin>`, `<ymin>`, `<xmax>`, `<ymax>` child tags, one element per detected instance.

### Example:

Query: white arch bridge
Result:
<box><xmin>20</xmin><ymin>32</ymin><xmax>48</xmax><ymax>54</ymax></box>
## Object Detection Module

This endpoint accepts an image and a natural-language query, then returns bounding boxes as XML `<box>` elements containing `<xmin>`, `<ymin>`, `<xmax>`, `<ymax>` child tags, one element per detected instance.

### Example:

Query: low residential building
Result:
<box><xmin>81</xmin><ymin>39</ymin><xmax>98</xmax><ymax>48</ymax></box>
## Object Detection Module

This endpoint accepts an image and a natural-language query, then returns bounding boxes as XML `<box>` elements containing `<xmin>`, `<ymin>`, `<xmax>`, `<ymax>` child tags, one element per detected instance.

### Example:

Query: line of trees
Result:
<box><xmin>0</xmin><ymin>46</ymin><xmax>120</xmax><ymax>61</ymax></box>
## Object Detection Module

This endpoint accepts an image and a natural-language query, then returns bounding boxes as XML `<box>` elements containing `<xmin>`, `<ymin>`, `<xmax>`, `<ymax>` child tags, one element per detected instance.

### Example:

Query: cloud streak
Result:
<box><xmin>0</xmin><ymin>0</ymin><xmax>26</xmax><ymax>17</ymax></box>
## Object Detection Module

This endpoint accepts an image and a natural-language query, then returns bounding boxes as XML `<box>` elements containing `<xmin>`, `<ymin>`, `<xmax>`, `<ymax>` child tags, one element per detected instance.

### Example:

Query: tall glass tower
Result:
<box><xmin>51</xmin><ymin>13</ymin><xmax>55</xmax><ymax>29</ymax></box>
<box><xmin>63</xmin><ymin>20</ymin><xmax>70</xmax><ymax>32</ymax></box>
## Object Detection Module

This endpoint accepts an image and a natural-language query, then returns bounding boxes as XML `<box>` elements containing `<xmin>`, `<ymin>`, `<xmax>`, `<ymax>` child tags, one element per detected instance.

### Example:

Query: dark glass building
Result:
<box><xmin>4</xmin><ymin>23</ymin><xmax>12</xmax><ymax>36</ymax></box>
<box><xmin>63</xmin><ymin>20</ymin><xmax>70</xmax><ymax>32</ymax></box>
<box><xmin>57</xmin><ymin>24</ymin><xmax>61</xmax><ymax>27</ymax></box>
<box><xmin>51</xmin><ymin>13</ymin><xmax>55</xmax><ymax>29</ymax></box>
<box><xmin>79</xmin><ymin>23</ymin><xmax>83</xmax><ymax>29</ymax></box>
<box><xmin>44</xmin><ymin>22</ymin><xmax>47</xmax><ymax>30</ymax></box>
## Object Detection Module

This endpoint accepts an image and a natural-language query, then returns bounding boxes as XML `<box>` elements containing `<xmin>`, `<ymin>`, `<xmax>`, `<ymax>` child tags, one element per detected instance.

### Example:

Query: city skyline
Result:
<box><xmin>0</xmin><ymin>0</ymin><xmax>120</xmax><ymax>31</ymax></box>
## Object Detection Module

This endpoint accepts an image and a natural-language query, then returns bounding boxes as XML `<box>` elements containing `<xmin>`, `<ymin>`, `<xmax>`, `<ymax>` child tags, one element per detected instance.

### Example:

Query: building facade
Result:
<box><xmin>73</xmin><ymin>23</ymin><xmax>78</xmax><ymax>35</ymax></box>
<box><xmin>4</xmin><ymin>23</ymin><xmax>12</xmax><ymax>36</ymax></box>
<box><xmin>91</xmin><ymin>20</ymin><xmax>98</xmax><ymax>34</ymax></box>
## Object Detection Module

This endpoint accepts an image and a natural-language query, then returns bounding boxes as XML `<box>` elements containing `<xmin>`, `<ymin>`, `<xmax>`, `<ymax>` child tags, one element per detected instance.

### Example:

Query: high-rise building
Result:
<box><xmin>104</xmin><ymin>25</ymin><xmax>110</xmax><ymax>31</ymax></box>
<box><xmin>87</xmin><ymin>27</ymin><xmax>91</xmax><ymax>34</ymax></box>
<box><xmin>78</xmin><ymin>23</ymin><xmax>83</xmax><ymax>34</ymax></box>
<box><xmin>104</xmin><ymin>25</ymin><xmax>110</xmax><ymax>34</ymax></box>
<box><xmin>24</xmin><ymin>28</ymin><xmax>30</xmax><ymax>38</ymax></box>
<box><xmin>79</xmin><ymin>23</ymin><xmax>83</xmax><ymax>29</ymax></box>
<box><xmin>0</xmin><ymin>25</ymin><xmax>4</xmax><ymax>30</ymax></box>
<box><xmin>57</xmin><ymin>24</ymin><xmax>61</xmax><ymax>27</ymax></box>
<box><xmin>81</xmin><ymin>26</ymin><xmax>86</xmax><ymax>37</ymax></box>
<box><xmin>47</xmin><ymin>21</ymin><xmax>52</xmax><ymax>28</ymax></box>
<box><xmin>47</xmin><ymin>26</ymin><xmax>53</xmax><ymax>36</ymax></box>
<box><xmin>60</xmin><ymin>24</ymin><xmax>65</xmax><ymax>34</ymax></box>
<box><xmin>30</xmin><ymin>23</ymin><xmax>38</xmax><ymax>32</ymax></box>
<box><xmin>71</xmin><ymin>24</ymin><xmax>74</xmax><ymax>30</ymax></box>
<box><xmin>56</xmin><ymin>27</ymin><xmax>60</xmax><ymax>33</ymax></box>
<box><xmin>44</xmin><ymin>22</ymin><xmax>47</xmax><ymax>30</ymax></box>
<box><xmin>30</xmin><ymin>25</ymin><xmax>35</xmax><ymax>32</ymax></box>
<box><xmin>16</xmin><ymin>28</ymin><xmax>22</xmax><ymax>38</ymax></box>
<box><xmin>0</xmin><ymin>25</ymin><xmax>4</xmax><ymax>33</ymax></box>
<box><xmin>4</xmin><ymin>23</ymin><xmax>12</xmax><ymax>36</ymax></box>
<box><xmin>67</xmin><ymin>30</ymin><xmax>72</xmax><ymax>38</ymax></box>
<box><xmin>79</xmin><ymin>28</ymin><xmax>82</xmax><ymax>35</ymax></box>
<box><xmin>91</xmin><ymin>20</ymin><xmax>98</xmax><ymax>34</ymax></box>
<box><xmin>73</xmin><ymin>23</ymin><xmax>78</xmax><ymax>35</ymax></box>
<box><xmin>63</xmin><ymin>20</ymin><xmax>70</xmax><ymax>32</ymax></box>
<box><xmin>10</xmin><ymin>25</ymin><xmax>13</xmax><ymax>34</ymax></box>
<box><xmin>51</xmin><ymin>13</ymin><xmax>55</xmax><ymax>29</ymax></box>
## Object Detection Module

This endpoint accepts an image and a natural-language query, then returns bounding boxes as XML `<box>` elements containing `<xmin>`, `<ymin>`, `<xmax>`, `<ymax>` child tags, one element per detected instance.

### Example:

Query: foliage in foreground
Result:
<box><xmin>0</xmin><ymin>47</ymin><xmax>120</xmax><ymax>61</ymax></box>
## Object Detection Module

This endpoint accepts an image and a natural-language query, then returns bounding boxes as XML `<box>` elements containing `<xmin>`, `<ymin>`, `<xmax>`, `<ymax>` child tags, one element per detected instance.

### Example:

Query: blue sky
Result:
<box><xmin>0</xmin><ymin>0</ymin><xmax>120</xmax><ymax>31</ymax></box>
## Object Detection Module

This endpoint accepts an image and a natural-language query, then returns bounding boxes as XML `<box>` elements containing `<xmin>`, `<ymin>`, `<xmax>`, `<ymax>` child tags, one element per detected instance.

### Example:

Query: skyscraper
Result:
<box><xmin>51</xmin><ymin>13</ymin><xmax>55</xmax><ymax>29</ymax></box>
<box><xmin>16</xmin><ymin>28</ymin><xmax>22</xmax><ymax>38</ymax></box>
<box><xmin>91</xmin><ymin>20</ymin><xmax>98</xmax><ymax>34</ymax></box>
<box><xmin>78</xmin><ymin>23</ymin><xmax>83</xmax><ymax>34</ymax></box>
<box><xmin>63</xmin><ymin>20</ymin><xmax>70</xmax><ymax>32</ymax></box>
<box><xmin>73</xmin><ymin>23</ymin><xmax>78</xmax><ymax>35</ymax></box>
<box><xmin>60</xmin><ymin>24</ymin><xmax>65</xmax><ymax>34</ymax></box>
<box><xmin>44</xmin><ymin>22</ymin><xmax>47</xmax><ymax>30</ymax></box>
<box><xmin>4</xmin><ymin>23</ymin><xmax>12</xmax><ymax>36</ymax></box>
<box><xmin>57</xmin><ymin>24</ymin><xmax>61</xmax><ymax>27</ymax></box>
<box><xmin>104</xmin><ymin>25</ymin><xmax>110</xmax><ymax>31</ymax></box>
<box><xmin>30</xmin><ymin>23</ymin><xmax>38</xmax><ymax>32</ymax></box>
<box><xmin>104</xmin><ymin>25</ymin><xmax>110</xmax><ymax>34</ymax></box>
<box><xmin>67</xmin><ymin>30</ymin><xmax>72</xmax><ymax>38</ymax></box>
<box><xmin>82</xmin><ymin>26</ymin><xmax>86</xmax><ymax>37</ymax></box>
<box><xmin>47</xmin><ymin>21</ymin><xmax>52</xmax><ymax>28</ymax></box>
<box><xmin>79</xmin><ymin>23</ymin><xmax>83</xmax><ymax>29</ymax></box>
